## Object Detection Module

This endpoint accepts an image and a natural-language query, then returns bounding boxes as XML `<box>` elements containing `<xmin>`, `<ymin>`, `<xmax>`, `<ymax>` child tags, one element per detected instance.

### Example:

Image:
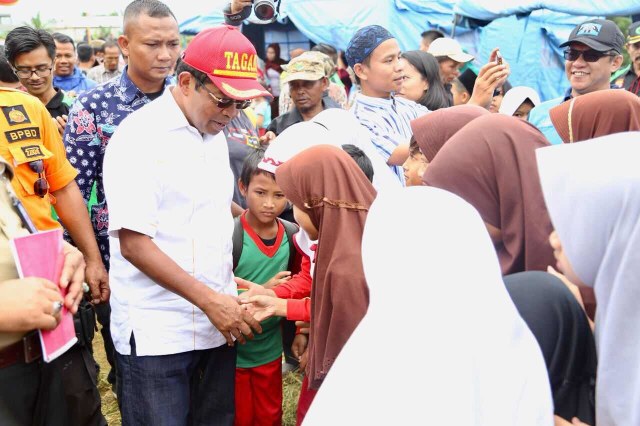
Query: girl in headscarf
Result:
<box><xmin>401</xmin><ymin>104</ymin><xmax>488</xmax><ymax>186</ymax></box>
<box><xmin>504</xmin><ymin>271</ymin><xmax>596</xmax><ymax>425</ymax></box>
<box><xmin>549</xmin><ymin>89</ymin><xmax>640</xmax><ymax>143</ymax></box>
<box><xmin>397</xmin><ymin>50</ymin><xmax>452</xmax><ymax>110</ymax></box>
<box><xmin>422</xmin><ymin>114</ymin><xmax>555</xmax><ymax>274</ymax></box>
<box><xmin>264</xmin><ymin>43</ymin><xmax>286</xmax><ymax>117</ymax></box>
<box><xmin>304</xmin><ymin>187</ymin><xmax>553</xmax><ymax>425</ymax></box>
<box><xmin>537</xmin><ymin>132</ymin><xmax>640</xmax><ymax>426</ymax></box>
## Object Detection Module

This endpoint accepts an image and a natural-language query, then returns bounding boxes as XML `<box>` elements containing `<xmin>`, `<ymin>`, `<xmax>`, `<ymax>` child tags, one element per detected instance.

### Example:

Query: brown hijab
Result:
<box><xmin>422</xmin><ymin>114</ymin><xmax>555</xmax><ymax>275</ymax></box>
<box><xmin>550</xmin><ymin>89</ymin><xmax>640</xmax><ymax>143</ymax></box>
<box><xmin>276</xmin><ymin>145</ymin><xmax>376</xmax><ymax>390</ymax></box>
<box><xmin>410</xmin><ymin>104</ymin><xmax>489</xmax><ymax>162</ymax></box>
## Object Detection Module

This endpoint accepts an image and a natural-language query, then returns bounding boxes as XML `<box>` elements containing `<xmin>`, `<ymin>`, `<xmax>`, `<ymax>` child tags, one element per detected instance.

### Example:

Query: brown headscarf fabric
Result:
<box><xmin>422</xmin><ymin>114</ymin><xmax>555</xmax><ymax>275</ymax></box>
<box><xmin>550</xmin><ymin>89</ymin><xmax>640</xmax><ymax>143</ymax></box>
<box><xmin>275</xmin><ymin>145</ymin><xmax>376</xmax><ymax>390</ymax></box>
<box><xmin>410</xmin><ymin>104</ymin><xmax>489</xmax><ymax>162</ymax></box>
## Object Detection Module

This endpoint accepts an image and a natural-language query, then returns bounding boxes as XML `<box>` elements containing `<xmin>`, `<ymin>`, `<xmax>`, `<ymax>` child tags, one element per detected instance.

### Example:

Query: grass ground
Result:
<box><xmin>93</xmin><ymin>331</ymin><xmax>303</xmax><ymax>425</ymax></box>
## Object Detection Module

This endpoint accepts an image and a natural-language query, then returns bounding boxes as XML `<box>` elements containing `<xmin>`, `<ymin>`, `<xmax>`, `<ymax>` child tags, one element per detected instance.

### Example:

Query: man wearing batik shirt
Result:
<box><xmin>62</xmin><ymin>0</ymin><xmax>181</xmax><ymax>392</ymax></box>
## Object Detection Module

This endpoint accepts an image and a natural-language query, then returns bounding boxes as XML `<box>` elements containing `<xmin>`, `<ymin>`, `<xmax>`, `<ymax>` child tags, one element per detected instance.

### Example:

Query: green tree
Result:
<box><xmin>27</xmin><ymin>12</ymin><xmax>54</xmax><ymax>30</ymax></box>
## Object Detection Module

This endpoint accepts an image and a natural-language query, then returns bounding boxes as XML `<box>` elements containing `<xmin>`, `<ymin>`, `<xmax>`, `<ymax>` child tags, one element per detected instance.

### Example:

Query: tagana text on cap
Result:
<box><xmin>181</xmin><ymin>25</ymin><xmax>271</xmax><ymax>100</ymax></box>
<box><xmin>427</xmin><ymin>38</ymin><xmax>474</xmax><ymax>63</ymax></box>
<box><xmin>560</xmin><ymin>19</ymin><xmax>624</xmax><ymax>54</ymax></box>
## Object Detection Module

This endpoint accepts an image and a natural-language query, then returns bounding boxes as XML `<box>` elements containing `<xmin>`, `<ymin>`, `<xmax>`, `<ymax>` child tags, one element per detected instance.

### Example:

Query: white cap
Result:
<box><xmin>498</xmin><ymin>86</ymin><xmax>541</xmax><ymax>116</ymax></box>
<box><xmin>427</xmin><ymin>38</ymin><xmax>474</xmax><ymax>63</ymax></box>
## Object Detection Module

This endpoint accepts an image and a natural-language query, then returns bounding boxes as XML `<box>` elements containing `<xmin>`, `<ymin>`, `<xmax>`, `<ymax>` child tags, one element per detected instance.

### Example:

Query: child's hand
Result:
<box><xmin>292</xmin><ymin>333</ymin><xmax>308</xmax><ymax>360</ymax></box>
<box><xmin>295</xmin><ymin>321</ymin><xmax>310</xmax><ymax>334</ymax></box>
<box><xmin>260</xmin><ymin>131</ymin><xmax>276</xmax><ymax>145</ymax></box>
<box><xmin>235</xmin><ymin>277</ymin><xmax>276</xmax><ymax>301</ymax></box>
<box><xmin>264</xmin><ymin>271</ymin><xmax>291</xmax><ymax>289</ymax></box>
<box><xmin>241</xmin><ymin>295</ymin><xmax>287</xmax><ymax>321</ymax></box>
<box><xmin>299</xmin><ymin>349</ymin><xmax>309</xmax><ymax>371</ymax></box>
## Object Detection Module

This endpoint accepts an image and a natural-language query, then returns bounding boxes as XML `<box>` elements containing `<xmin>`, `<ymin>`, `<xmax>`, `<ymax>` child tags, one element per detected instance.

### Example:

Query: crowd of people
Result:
<box><xmin>0</xmin><ymin>0</ymin><xmax>639</xmax><ymax>425</ymax></box>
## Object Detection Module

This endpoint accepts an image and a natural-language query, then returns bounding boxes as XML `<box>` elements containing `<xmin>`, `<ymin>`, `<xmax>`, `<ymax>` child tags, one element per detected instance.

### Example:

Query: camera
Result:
<box><xmin>253</xmin><ymin>0</ymin><xmax>278</xmax><ymax>21</ymax></box>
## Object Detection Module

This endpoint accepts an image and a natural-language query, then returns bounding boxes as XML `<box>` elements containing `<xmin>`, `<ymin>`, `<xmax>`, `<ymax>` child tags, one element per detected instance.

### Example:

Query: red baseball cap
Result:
<box><xmin>181</xmin><ymin>25</ymin><xmax>272</xmax><ymax>100</ymax></box>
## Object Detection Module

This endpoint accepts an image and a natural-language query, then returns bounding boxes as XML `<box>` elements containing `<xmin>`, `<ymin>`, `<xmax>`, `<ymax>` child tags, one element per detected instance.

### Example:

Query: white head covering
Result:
<box><xmin>312</xmin><ymin>108</ymin><xmax>401</xmax><ymax>191</ymax></box>
<box><xmin>537</xmin><ymin>132</ymin><xmax>640</xmax><ymax>426</ymax></box>
<box><xmin>304</xmin><ymin>186</ymin><xmax>553</xmax><ymax>425</ymax></box>
<box><xmin>499</xmin><ymin>86</ymin><xmax>541</xmax><ymax>116</ymax></box>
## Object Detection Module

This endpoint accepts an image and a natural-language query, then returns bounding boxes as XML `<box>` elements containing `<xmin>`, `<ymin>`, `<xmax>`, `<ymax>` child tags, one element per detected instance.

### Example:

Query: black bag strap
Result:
<box><xmin>232</xmin><ymin>215</ymin><xmax>244</xmax><ymax>271</ymax></box>
<box><xmin>279</xmin><ymin>218</ymin><xmax>299</xmax><ymax>271</ymax></box>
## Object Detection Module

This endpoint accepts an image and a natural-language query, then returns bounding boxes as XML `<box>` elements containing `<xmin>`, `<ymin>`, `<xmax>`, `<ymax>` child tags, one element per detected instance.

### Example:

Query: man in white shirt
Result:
<box><xmin>103</xmin><ymin>24</ymin><xmax>268</xmax><ymax>425</ymax></box>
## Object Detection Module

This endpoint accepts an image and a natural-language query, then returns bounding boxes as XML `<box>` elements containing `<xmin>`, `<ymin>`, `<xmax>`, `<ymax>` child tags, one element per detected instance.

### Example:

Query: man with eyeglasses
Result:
<box><xmin>4</xmin><ymin>27</ymin><xmax>75</xmax><ymax>135</ymax></box>
<box><xmin>103</xmin><ymin>24</ymin><xmax>265</xmax><ymax>424</ymax></box>
<box><xmin>529</xmin><ymin>19</ymin><xmax>624</xmax><ymax>145</ymax></box>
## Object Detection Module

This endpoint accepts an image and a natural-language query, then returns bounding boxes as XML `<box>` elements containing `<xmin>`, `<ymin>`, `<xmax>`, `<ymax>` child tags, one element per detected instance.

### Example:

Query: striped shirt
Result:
<box><xmin>350</xmin><ymin>93</ymin><xmax>429</xmax><ymax>183</ymax></box>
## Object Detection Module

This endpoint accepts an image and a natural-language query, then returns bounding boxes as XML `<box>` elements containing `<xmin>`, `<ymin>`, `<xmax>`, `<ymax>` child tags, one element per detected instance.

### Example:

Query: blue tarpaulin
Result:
<box><xmin>179</xmin><ymin>0</ymin><xmax>640</xmax><ymax>101</ymax></box>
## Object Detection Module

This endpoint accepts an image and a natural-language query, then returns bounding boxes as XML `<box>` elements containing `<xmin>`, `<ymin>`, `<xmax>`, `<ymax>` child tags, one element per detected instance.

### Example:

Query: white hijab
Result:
<box><xmin>312</xmin><ymin>108</ymin><xmax>401</xmax><ymax>191</ymax></box>
<box><xmin>498</xmin><ymin>86</ymin><xmax>541</xmax><ymax>116</ymax></box>
<box><xmin>537</xmin><ymin>132</ymin><xmax>640</xmax><ymax>426</ymax></box>
<box><xmin>304</xmin><ymin>187</ymin><xmax>553</xmax><ymax>425</ymax></box>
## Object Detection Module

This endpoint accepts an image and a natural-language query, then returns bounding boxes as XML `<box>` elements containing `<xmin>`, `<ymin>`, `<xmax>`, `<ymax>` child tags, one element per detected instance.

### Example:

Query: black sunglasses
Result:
<box><xmin>195</xmin><ymin>80</ymin><xmax>251</xmax><ymax>110</ymax></box>
<box><xmin>28</xmin><ymin>159</ymin><xmax>49</xmax><ymax>198</ymax></box>
<box><xmin>563</xmin><ymin>49</ymin><xmax>616</xmax><ymax>62</ymax></box>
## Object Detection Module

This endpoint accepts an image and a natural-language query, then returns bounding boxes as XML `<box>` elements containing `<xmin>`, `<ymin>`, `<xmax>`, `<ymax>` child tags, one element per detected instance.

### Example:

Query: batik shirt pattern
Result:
<box><xmin>63</xmin><ymin>68</ymin><xmax>171</xmax><ymax>269</ymax></box>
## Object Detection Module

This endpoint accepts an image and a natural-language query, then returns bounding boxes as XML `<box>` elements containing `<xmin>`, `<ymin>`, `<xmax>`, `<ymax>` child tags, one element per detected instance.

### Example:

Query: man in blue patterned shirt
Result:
<box><xmin>62</xmin><ymin>0</ymin><xmax>181</xmax><ymax>392</ymax></box>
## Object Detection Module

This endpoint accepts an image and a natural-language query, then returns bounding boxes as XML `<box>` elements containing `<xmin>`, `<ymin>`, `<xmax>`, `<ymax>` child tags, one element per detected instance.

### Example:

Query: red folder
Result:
<box><xmin>10</xmin><ymin>229</ymin><xmax>77</xmax><ymax>362</ymax></box>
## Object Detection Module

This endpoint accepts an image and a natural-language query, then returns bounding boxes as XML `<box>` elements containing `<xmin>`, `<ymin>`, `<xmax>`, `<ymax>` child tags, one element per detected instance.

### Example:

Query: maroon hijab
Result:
<box><xmin>276</xmin><ymin>145</ymin><xmax>376</xmax><ymax>389</ymax></box>
<box><xmin>410</xmin><ymin>104</ymin><xmax>489</xmax><ymax>162</ymax></box>
<box><xmin>423</xmin><ymin>114</ymin><xmax>555</xmax><ymax>274</ymax></box>
<box><xmin>550</xmin><ymin>89</ymin><xmax>640</xmax><ymax>143</ymax></box>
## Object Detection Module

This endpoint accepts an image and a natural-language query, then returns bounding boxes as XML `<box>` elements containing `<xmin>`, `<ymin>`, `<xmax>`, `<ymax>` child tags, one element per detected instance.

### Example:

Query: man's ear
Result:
<box><xmin>353</xmin><ymin>63</ymin><xmax>367</xmax><ymax>82</ymax></box>
<box><xmin>177</xmin><ymin>71</ymin><xmax>194</xmax><ymax>95</ymax></box>
<box><xmin>117</xmin><ymin>35</ymin><xmax>129</xmax><ymax>58</ymax></box>
<box><xmin>611</xmin><ymin>54</ymin><xmax>624</xmax><ymax>72</ymax></box>
<box><xmin>320</xmin><ymin>77</ymin><xmax>329</xmax><ymax>91</ymax></box>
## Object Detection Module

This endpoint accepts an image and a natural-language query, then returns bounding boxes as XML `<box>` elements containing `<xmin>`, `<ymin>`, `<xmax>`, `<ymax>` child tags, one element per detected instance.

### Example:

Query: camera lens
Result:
<box><xmin>254</xmin><ymin>0</ymin><xmax>276</xmax><ymax>20</ymax></box>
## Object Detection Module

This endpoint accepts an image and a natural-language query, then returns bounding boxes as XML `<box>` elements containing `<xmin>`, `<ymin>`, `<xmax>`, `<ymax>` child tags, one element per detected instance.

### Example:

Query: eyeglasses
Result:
<box><xmin>28</xmin><ymin>160</ymin><xmax>49</xmax><ymax>198</ymax></box>
<box><xmin>14</xmin><ymin>66</ymin><xmax>53</xmax><ymax>79</ymax></box>
<box><xmin>195</xmin><ymin>80</ymin><xmax>251</xmax><ymax>110</ymax></box>
<box><xmin>563</xmin><ymin>49</ymin><xmax>616</xmax><ymax>62</ymax></box>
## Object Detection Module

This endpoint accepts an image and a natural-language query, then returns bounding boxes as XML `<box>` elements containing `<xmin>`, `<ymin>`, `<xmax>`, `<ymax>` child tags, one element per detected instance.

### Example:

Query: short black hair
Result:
<box><xmin>77</xmin><ymin>43</ymin><xmax>94</xmax><ymax>62</ymax></box>
<box><xmin>421</xmin><ymin>30</ymin><xmax>444</xmax><ymax>43</ymax></box>
<box><xmin>342</xmin><ymin>144</ymin><xmax>374</xmax><ymax>182</ymax></box>
<box><xmin>240</xmin><ymin>148</ymin><xmax>275</xmax><ymax>188</ymax></box>
<box><xmin>103</xmin><ymin>40</ymin><xmax>120</xmax><ymax>53</ymax></box>
<box><xmin>4</xmin><ymin>26</ymin><xmax>56</xmax><ymax>64</ymax></box>
<box><xmin>51</xmin><ymin>32</ymin><xmax>75</xmax><ymax>49</ymax></box>
<box><xmin>408</xmin><ymin>136</ymin><xmax>420</xmax><ymax>157</ymax></box>
<box><xmin>174</xmin><ymin>58</ymin><xmax>209</xmax><ymax>85</ymax></box>
<box><xmin>0</xmin><ymin>46</ymin><xmax>20</xmax><ymax>84</ymax></box>
<box><xmin>123</xmin><ymin>0</ymin><xmax>176</xmax><ymax>33</ymax></box>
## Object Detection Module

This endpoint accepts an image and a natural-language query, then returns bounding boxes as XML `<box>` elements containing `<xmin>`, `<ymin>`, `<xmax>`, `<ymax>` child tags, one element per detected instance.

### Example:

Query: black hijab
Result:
<box><xmin>503</xmin><ymin>271</ymin><xmax>596</xmax><ymax>424</ymax></box>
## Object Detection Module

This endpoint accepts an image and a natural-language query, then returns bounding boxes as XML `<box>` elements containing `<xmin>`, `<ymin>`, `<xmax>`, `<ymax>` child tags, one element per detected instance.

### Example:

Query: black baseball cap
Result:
<box><xmin>559</xmin><ymin>19</ymin><xmax>624</xmax><ymax>54</ymax></box>
<box><xmin>628</xmin><ymin>21</ymin><xmax>640</xmax><ymax>44</ymax></box>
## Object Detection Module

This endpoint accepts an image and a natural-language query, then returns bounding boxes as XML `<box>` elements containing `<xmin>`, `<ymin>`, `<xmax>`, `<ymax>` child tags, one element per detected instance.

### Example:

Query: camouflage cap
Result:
<box><xmin>282</xmin><ymin>51</ymin><xmax>326</xmax><ymax>84</ymax></box>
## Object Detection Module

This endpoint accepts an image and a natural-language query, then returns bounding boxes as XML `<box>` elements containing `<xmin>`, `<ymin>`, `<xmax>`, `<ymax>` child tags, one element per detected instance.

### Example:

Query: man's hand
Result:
<box><xmin>260</xmin><ymin>131</ymin><xmax>276</xmax><ymax>145</ymax></box>
<box><xmin>61</xmin><ymin>241</ymin><xmax>85</xmax><ymax>314</ymax></box>
<box><xmin>299</xmin><ymin>348</ymin><xmax>309</xmax><ymax>371</ymax></box>
<box><xmin>85</xmin><ymin>258</ymin><xmax>109</xmax><ymax>304</ymax></box>
<box><xmin>236</xmin><ymin>276</ymin><xmax>276</xmax><ymax>301</ymax></box>
<box><xmin>291</xmin><ymin>333</ymin><xmax>308</xmax><ymax>360</ymax></box>
<box><xmin>468</xmin><ymin>48</ymin><xmax>509</xmax><ymax>109</ymax></box>
<box><xmin>53</xmin><ymin>115</ymin><xmax>68</xmax><ymax>136</ymax></box>
<box><xmin>263</xmin><ymin>271</ymin><xmax>291</xmax><ymax>289</ymax></box>
<box><xmin>201</xmin><ymin>293</ymin><xmax>262</xmax><ymax>346</ymax></box>
<box><xmin>0</xmin><ymin>278</ymin><xmax>64</xmax><ymax>332</ymax></box>
<box><xmin>231</xmin><ymin>0</ymin><xmax>253</xmax><ymax>14</ymax></box>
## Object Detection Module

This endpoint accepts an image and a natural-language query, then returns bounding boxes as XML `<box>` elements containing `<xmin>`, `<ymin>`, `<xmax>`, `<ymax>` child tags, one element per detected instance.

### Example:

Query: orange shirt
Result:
<box><xmin>0</xmin><ymin>88</ymin><xmax>78</xmax><ymax>230</ymax></box>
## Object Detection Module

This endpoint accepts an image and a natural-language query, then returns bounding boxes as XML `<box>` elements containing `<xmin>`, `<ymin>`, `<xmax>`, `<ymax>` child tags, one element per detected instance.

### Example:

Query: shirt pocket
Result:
<box><xmin>7</xmin><ymin>142</ymin><xmax>53</xmax><ymax>197</ymax></box>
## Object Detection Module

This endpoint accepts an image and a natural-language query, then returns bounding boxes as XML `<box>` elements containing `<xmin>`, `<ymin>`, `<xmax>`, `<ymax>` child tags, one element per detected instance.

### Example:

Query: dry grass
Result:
<box><xmin>93</xmin><ymin>331</ymin><xmax>303</xmax><ymax>425</ymax></box>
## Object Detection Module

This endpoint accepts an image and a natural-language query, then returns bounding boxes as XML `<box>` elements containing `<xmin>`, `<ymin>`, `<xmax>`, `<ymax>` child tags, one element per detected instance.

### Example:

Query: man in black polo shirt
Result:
<box><xmin>4</xmin><ymin>26</ymin><xmax>74</xmax><ymax>134</ymax></box>
<box><xmin>262</xmin><ymin>51</ymin><xmax>338</xmax><ymax>141</ymax></box>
